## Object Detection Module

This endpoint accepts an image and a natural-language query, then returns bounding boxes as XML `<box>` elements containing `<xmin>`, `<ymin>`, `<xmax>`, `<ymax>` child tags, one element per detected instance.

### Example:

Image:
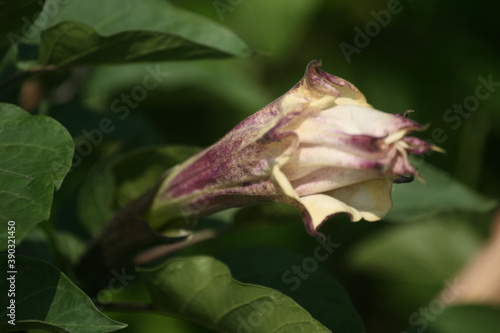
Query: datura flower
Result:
<box><xmin>148</xmin><ymin>60</ymin><xmax>440</xmax><ymax>237</ymax></box>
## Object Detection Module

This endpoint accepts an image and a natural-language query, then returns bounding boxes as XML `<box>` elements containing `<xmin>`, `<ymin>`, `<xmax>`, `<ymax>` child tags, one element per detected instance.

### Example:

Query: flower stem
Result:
<box><xmin>74</xmin><ymin>184</ymin><xmax>188</xmax><ymax>297</ymax></box>
<box><xmin>0</xmin><ymin>65</ymin><xmax>58</xmax><ymax>90</ymax></box>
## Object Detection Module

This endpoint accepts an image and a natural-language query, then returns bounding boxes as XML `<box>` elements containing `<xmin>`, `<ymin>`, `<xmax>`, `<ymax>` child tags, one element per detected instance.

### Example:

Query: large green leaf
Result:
<box><xmin>78</xmin><ymin>145</ymin><xmax>200</xmax><ymax>234</ymax></box>
<box><xmin>0</xmin><ymin>255</ymin><xmax>126</xmax><ymax>332</ymax></box>
<box><xmin>217</xmin><ymin>245</ymin><xmax>365</xmax><ymax>332</ymax></box>
<box><xmin>140</xmin><ymin>256</ymin><xmax>331</xmax><ymax>333</ymax></box>
<box><xmin>39</xmin><ymin>21</ymin><xmax>246</xmax><ymax>66</ymax></box>
<box><xmin>0</xmin><ymin>103</ymin><xmax>73</xmax><ymax>250</ymax></box>
<box><xmin>387</xmin><ymin>163</ymin><xmax>496</xmax><ymax>222</ymax></box>
<box><xmin>22</xmin><ymin>0</ymin><xmax>252</xmax><ymax>67</ymax></box>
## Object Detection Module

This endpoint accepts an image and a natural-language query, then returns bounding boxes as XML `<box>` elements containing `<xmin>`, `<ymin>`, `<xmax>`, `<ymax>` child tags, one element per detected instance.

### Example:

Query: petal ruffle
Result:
<box><xmin>299</xmin><ymin>178</ymin><xmax>393</xmax><ymax>236</ymax></box>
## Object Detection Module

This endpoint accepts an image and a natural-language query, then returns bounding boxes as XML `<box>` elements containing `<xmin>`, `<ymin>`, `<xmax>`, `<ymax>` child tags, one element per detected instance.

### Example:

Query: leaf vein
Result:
<box><xmin>180</xmin><ymin>272</ymin><xmax>228</xmax><ymax>314</ymax></box>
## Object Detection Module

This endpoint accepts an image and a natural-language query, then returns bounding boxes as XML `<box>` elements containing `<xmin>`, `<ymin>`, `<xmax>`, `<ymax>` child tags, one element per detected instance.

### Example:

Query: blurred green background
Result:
<box><xmin>2</xmin><ymin>0</ymin><xmax>500</xmax><ymax>332</ymax></box>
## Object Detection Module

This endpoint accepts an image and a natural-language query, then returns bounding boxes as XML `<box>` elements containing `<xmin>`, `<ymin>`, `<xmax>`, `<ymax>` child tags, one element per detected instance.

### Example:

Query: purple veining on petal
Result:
<box><xmin>173</xmin><ymin>179</ymin><xmax>282</xmax><ymax>222</ymax></box>
<box><xmin>163</xmin><ymin>137</ymin><xmax>246</xmax><ymax>195</ymax></box>
<box><xmin>309</xmin><ymin>60</ymin><xmax>369</xmax><ymax>104</ymax></box>
<box><xmin>233</xmin><ymin>99</ymin><xmax>281</xmax><ymax>131</ymax></box>
<box><xmin>314</xmin><ymin>63</ymin><xmax>360</xmax><ymax>93</ymax></box>
<box><xmin>261</xmin><ymin>110</ymin><xmax>305</xmax><ymax>143</ymax></box>
<box><xmin>162</xmin><ymin>126</ymin><xmax>298</xmax><ymax>204</ymax></box>
<box><xmin>335</xmin><ymin>134</ymin><xmax>387</xmax><ymax>155</ymax></box>
<box><xmin>300</xmin><ymin>207</ymin><xmax>327</xmax><ymax>239</ymax></box>
<box><xmin>389</xmin><ymin>153</ymin><xmax>418</xmax><ymax>175</ymax></box>
<box><xmin>305</xmin><ymin>60</ymin><xmax>342</xmax><ymax>98</ymax></box>
<box><xmin>402</xmin><ymin>136</ymin><xmax>433</xmax><ymax>154</ymax></box>
<box><xmin>346</xmin><ymin>134</ymin><xmax>380</xmax><ymax>147</ymax></box>
<box><xmin>390</xmin><ymin>115</ymin><xmax>425</xmax><ymax>132</ymax></box>
<box><xmin>233</xmin><ymin>60</ymin><xmax>341</xmax><ymax>133</ymax></box>
<box><xmin>317</xmin><ymin>212</ymin><xmax>351</xmax><ymax>232</ymax></box>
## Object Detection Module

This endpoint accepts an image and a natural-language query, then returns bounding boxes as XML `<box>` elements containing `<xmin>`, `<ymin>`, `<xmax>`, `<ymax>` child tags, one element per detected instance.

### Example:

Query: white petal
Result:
<box><xmin>290</xmin><ymin>167</ymin><xmax>384</xmax><ymax>196</ymax></box>
<box><xmin>328</xmin><ymin>178</ymin><xmax>394</xmax><ymax>221</ymax></box>
<box><xmin>299</xmin><ymin>178</ymin><xmax>394</xmax><ymax>231</ymax></box>
<box><xmin>300</xmin><ymin>194</ymin><xmax>365</xmax><ymax>230</ymax></box>
<box><xmin>287</xmin><ymin>146</ymin><xmax>383</xmax><ymax>169</ymax></box>
<box><xmin>296</xmin><ymin>104</ymin><xmax>419</xmax><ymax>139</ymax></box>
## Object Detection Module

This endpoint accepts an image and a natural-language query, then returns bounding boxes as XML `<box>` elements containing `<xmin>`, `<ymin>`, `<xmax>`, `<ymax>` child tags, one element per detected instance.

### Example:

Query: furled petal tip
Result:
<box><xmin>149</xmin><ymin>61</ymin><xmax>441</xmax><ymax>238</ymax></box>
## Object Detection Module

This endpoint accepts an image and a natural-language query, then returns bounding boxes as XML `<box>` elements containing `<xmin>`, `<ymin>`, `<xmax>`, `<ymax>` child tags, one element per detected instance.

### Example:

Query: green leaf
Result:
<box><xmin>426</xmin><ymin>305</ymin><xmax>500</xmax><ymax>333</ymax></box>
<box><xmin>387</xmin><ymin>163</ymin><xmax>497</xmax><ymax>222</ymax></box>
<box><xmin>78</xmin><ymin>145</ymin><xmax>200</xmax><ymax>233</ymax></box>
<box><xmin>23</xmin><ymin>0</ymin><xmax>252</xmax><ymax>67</ymax></box>
<box><xmin>217</xmin><ymin>245</ymin><xmax>365</xmax><ymax>333</ymax></box>
<box><xmin>0</xmin><ymin>103</ymin><xmax>73</xmax><ymax>250</ymax></box>
<box><xmin>39</xmin><ymin>21</ymin><xmax>246</xmax><ymax>66</ymax></box>
<box><xmin>140</xmin><ymin>256</ymin><xmax>331</xmax><ymax>333</ymax></box>
<box><xmin>349</xmin><ymin>216</ymin><xmax>482</xmax><ymax>285</ymax></box>
<box><xmin>0</xmin><ymin>255</ymin><xmax>126</xmax><ymax>332</ymax></box>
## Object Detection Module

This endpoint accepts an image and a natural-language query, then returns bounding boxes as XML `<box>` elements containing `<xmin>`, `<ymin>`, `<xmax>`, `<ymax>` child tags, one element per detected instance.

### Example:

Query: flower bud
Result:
<box><xmin>148</xmin><ymin>60</ymin><xmax>440</xmax><ymax>237</ymax></box>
